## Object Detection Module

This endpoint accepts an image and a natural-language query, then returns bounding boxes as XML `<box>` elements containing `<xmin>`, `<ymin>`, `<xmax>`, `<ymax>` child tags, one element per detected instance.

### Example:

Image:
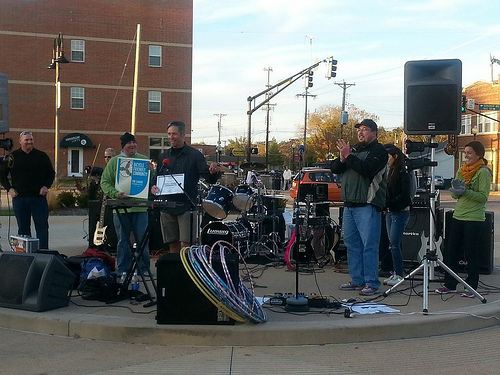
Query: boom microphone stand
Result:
<box><xmin>384</xmin><ymin>136</ymin><xmax>487</xmax><ymax>313</ymax></box>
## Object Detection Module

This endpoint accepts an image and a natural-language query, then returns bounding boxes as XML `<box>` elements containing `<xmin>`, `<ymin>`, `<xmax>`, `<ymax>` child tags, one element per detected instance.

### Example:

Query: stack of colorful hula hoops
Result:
<box><xmin>179</xmin><ymin>241</ymin><xmax>267</xmax><ymax>323</ymax></box>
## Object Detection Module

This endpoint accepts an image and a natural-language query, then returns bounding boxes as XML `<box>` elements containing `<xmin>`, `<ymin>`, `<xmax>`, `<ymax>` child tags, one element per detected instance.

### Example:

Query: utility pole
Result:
<box><xmin>296</xmin><ymin>71</ymin><xmax>316</xmax><ymax>166</ymax></box>
<box><xmin>335</xmin><ymin>81</ymin><xmax>355</xmax><ymax>139</ymax></box>
<box><xmin>263</xmin><ymin>67</ymin><xmax>276</xmax><ymax>170</ymax></box>
<box><xmin>214</xmin><ymin>113</ymin><xmax>226</xmax><ymax>163</ymax></box>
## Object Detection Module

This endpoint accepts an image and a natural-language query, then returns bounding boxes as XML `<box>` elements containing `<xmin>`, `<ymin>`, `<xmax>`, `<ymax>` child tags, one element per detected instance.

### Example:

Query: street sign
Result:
<box><xmin>478</xmin><ymin>104</ymin><xmax>500</xmax><ymax>111</ymax></box>
<box><xmin>232</xmin><ymin>149</ymin><xmax>245</xmax><ymax>157</ymax></box>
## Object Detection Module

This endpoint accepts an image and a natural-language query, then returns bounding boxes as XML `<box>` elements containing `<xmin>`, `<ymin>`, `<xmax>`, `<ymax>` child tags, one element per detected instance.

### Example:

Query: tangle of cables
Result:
<box><xmin>179</xmin><ymin>241</ymin><xmax>267</xmax><ymax>323</ymax></box>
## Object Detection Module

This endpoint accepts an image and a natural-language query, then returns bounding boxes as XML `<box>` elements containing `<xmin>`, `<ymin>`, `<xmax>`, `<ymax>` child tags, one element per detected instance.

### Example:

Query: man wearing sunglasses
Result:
<box><xmin>1</xmin><ymin>131</ymin><xmax>55</xmax><ymax>249</ymax></box>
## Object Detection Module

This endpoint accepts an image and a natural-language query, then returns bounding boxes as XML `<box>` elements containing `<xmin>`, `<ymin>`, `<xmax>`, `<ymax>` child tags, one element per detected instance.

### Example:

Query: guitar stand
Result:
<box><xmin>113</xmin><ymin>207</ymin><xmax>158</xmax><ymax>307</ymax></box>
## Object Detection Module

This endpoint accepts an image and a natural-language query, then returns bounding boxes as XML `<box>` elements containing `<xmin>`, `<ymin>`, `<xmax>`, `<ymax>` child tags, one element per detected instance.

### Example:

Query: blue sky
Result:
<box><xmin>191</xmin><ymin>0</ymin><xmax>500</xmax><ymax>145</ymax></box>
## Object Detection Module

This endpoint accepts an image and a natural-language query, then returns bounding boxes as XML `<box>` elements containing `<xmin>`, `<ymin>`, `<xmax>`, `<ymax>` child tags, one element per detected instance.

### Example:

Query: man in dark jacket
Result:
<box><xmin>151</xmin><ymin>121</ymin><xmax>220</xmax><ymax>253</ymax></box>
<box><xmin>330</xmin><ymin>119</ymin><xmax>388</xmax><ymax>296</ymax></box>
<box><xmin>1</xmin><ymin>131</ymin><xmax>55</xmax><ymax>249</ymax></box>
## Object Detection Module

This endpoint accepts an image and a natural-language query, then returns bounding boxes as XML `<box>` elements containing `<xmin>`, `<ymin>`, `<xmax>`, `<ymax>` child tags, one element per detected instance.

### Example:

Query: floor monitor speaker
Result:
<box><xmin>404</xmin><ymin>59</ymin><xmax>462</xmax><ymax>135</ymax></box>
<box><xmin>156</xmin><ymin>253</ymin><xmax>239</xmax><ymax>325</ymax></box>
<box><xmin>0</xmin><ymin>252</ymin><xmax>75</xmax><ymax>311</ymax></box>
<box><xmin>443</xmin><ymin>210</ymin><xmax>494</xmax><ymax>275</ymax></box>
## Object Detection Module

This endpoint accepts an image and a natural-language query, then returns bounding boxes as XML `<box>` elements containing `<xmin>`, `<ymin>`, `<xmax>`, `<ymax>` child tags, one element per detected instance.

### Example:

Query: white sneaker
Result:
<box><xmin>383</xmin><ymin>272</ymin><xmax>395</xmax><ymax>285</ymax></box>
<box><xmin>386</xmin><ymin>275</ymin><xmax>404</xmax><ymax>286</ymax></box>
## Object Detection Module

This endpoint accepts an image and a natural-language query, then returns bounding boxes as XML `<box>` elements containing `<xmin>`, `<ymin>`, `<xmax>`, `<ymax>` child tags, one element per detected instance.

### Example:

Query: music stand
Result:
<box><xmin>111</xmin><ymin>204</ymin><xmax>158</xmax><ymax>307</ymax></box>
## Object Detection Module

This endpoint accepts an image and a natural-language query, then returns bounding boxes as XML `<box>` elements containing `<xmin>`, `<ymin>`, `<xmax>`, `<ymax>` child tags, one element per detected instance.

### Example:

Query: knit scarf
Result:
<box><xmin>459</xmin><ymin>159</ymin><xmax>485</xmax><ymax>185</ymax></box>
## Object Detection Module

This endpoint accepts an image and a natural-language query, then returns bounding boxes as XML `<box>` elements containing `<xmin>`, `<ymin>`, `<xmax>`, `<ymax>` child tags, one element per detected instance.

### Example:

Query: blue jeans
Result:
<box><xmin>343</xmin><ymin>205</ymin><xmax>381</xmax><ymax>288</ymax></box>
<box><xmin>113</xmin><ymin>212</ymin><xmax>150</xmax><ymax>275</ymax></box>
<box><xmin>386</xmin><ymin>210</ymin><xmax>410</xmax><ymax>277</ymax></box>
<box><xmin>12</xmin><ymin>196</ymin><xmax>49</xmax><ymax>249</ymax></box>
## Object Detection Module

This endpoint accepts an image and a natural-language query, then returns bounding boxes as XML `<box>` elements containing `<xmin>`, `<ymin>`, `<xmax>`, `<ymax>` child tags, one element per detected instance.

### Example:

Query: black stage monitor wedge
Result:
<box><xmin>0</xmin><ymin>252</ymin><xmax>75</xmax><ymax>312</ymax></box>
<box><xmin>156</xmin><ymin>253</ymin><xmax>240</xmax><ymax>325</ymax></box>
<box><xmin>404</xmin><ymin>59</ymin><xmax>462</xmax><ymax>135</ymax></box>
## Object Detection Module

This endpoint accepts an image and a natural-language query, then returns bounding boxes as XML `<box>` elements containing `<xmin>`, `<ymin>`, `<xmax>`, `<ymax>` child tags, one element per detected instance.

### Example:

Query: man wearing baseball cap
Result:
<box><xmin>330</xmin><ymin>119</ymin><xmax>388</xmax><ymax>296</ymax></box>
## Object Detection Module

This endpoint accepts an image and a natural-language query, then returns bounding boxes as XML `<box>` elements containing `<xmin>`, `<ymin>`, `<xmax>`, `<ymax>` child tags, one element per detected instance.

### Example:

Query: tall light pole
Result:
<box><xmin>47</xmin><ymin>33</ymin><xmax>70</xmax><ymax>185</ymax></box>
<box><xmin>214</xmin><ymin>113</ymin><xmax>226</xmax><ymax>163</ymax></box>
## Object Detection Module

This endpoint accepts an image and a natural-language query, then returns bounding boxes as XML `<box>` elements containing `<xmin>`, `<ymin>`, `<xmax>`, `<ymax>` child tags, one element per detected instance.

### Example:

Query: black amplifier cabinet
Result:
<box><xmin>443</xmin><ymin>210</ymin><xmax>494</xmax><ymax>275</ymax></box>
<box><xmin>402</xmin><ymin>207</ymin><xmax>444</xmax><ymax>263</ymax></box>
<box><xmin>156</xmin><ymin>253</ymin><xmax>240</xmax><ymax>325</ymax></box>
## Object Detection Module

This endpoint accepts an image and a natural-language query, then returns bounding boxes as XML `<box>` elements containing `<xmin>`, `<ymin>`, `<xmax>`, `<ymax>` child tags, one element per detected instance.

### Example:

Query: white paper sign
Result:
<box><xmin>156</xmin><ymin>174</ymin><xmax>185</xmax><ymax>195</ymax></box>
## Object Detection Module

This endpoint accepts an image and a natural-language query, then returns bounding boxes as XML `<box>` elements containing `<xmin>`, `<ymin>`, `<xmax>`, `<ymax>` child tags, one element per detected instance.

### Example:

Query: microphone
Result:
<box><xmin>160</xmin><ymin>158</ymin><xmax>170</xmax><ymax>173</ymax></box>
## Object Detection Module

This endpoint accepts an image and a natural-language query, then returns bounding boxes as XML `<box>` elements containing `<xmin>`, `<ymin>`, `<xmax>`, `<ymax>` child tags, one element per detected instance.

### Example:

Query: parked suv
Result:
<box><xmin>427</xmin><ymin>175</ymin><xmax>444</xmax><ymax>189</ymax></box>
<box><xmin>290</xmin><ymin>168</ymin><xmax>342</xmax><ymax>202</ymax></box>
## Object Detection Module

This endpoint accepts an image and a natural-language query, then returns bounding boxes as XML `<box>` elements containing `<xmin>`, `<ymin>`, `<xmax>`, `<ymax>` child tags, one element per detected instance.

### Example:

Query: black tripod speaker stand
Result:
<box><xmin>383</xmin><ymin>136</ymin><xmax>487</xmax><ymax>313</ymax></box>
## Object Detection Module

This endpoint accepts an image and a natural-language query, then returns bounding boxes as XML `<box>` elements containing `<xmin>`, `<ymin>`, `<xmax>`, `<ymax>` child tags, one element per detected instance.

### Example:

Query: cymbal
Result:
<box><xmin>206</xmin><ymin>163</ymin><xmax>232</xmax><ymax>173</ymax></box>
<box><xmin>217</xmin><ymin>164</ymin><xmax>232</xmax><ymax>173</ymax></box>
<box><xmin>240</xmin><ymin>161</ymin><xmax>266</xmax><ymax>172</ymax></box>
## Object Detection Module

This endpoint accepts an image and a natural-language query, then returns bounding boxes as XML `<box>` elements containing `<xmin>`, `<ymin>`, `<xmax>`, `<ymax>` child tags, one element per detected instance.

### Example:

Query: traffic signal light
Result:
<box><xmin>305</xmin><ymin>70</ymin><xmax>313</xmax><ymax>89</ymax></box>
<box><xmin>326</xmin><ymin>58</ymin><xmax>337</xmax><ymax>79</ymax></box>
<box><xmin>251</xmin><ymin>147</ymin><xmax>258</xmax><ymax>155</ymax></box>
<box><xmin>461</xmin><ymin>95</ymin><xmax>467</xmax><ymax>113</ymax></box>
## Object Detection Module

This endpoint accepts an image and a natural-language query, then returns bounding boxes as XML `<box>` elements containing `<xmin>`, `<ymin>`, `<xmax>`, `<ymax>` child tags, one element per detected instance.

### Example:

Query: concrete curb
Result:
<box><xmin>1</xmin><ymin>300</ymin><xmax>499</xmax><ymax>346</ymax></box>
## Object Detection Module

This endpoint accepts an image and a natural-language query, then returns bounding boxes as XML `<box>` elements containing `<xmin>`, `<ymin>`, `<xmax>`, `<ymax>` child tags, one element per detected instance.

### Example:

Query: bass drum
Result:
<box><xmin>200</xmin><ymin>220</ymin><xmax>252</xmax><ymax>252</ymax></box>
<box><xmin>202</xmin><ymin>185</ymin><xmax>234</xmax><ymax>219</ymax></box>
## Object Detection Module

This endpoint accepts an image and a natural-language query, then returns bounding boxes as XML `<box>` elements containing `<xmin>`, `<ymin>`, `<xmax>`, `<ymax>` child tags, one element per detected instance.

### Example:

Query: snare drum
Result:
<box><xmin>202</xmin><ymin>185</ymin><xmax>233</xmax><ymax>219</ymax></box>
<box><xmin>233</xmin><ymin>184</ymin><xmax>256</xmax><ymax>211</ymax></box>
<box><xmin>200</xmin><ymin>221</ymin><xmax>252</xmax><ymax>251</ymax></box>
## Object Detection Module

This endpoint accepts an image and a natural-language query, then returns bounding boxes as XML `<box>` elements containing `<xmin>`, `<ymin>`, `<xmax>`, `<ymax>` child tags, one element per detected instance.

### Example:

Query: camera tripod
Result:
<box><xmin>383</xmin><ymin>136</ymin><xmax>487</xmax><ymax>313</ymax></box>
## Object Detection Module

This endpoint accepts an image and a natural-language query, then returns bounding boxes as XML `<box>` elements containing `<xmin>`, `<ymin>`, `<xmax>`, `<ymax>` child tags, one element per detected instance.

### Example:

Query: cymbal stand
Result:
<box><xmin>248</xmin><ymin>186</ymin><xmax>274</xmax><ymax>256</ymax></box>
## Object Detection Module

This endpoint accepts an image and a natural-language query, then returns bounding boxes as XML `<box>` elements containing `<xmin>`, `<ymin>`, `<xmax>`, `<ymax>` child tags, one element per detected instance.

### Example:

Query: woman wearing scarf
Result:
<box><xmin>435</xmin><ymin>141</ymin><xmax>492</xmax><ymax>298</ymax></box>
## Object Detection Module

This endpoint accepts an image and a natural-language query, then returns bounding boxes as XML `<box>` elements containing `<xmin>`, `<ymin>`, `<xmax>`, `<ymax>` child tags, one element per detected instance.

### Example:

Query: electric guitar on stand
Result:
<box><xmin>93</xmin><ymin>195</ymin><xmax>108</xmax><ymax>246</ymax></box>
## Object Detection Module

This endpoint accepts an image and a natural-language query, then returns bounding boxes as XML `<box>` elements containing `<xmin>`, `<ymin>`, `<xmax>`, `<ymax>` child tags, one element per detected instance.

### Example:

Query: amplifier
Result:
<box><xmin>156</xmin><ymin>253</ymin><xmax>240</xmax><ymax>325</ymax></box>
<box><xmin>402</xmin><ymin>207</ymin><xmax>444</xmax><ymax>263</ymax></box>
<box><xmin>9</xmin><ymin>235</ymin><xmax>39</xmax><ymax>253</ymax></box>
<box><xmin>412</xmin><ymin>189</ymin><xmax>440</xmax><ymax>208</ymax></box>
<box><xmin>443</xmin><ymin>210</ymin><xmax>494</xmax><ymax>275</ymax></box>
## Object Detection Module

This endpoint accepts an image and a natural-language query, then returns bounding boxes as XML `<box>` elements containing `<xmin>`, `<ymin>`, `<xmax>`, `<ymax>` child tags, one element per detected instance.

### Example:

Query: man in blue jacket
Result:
<box><xmin>330</xmin><ymin>119</ymin><xmax>388</xmax><ymax>296</ymax></box>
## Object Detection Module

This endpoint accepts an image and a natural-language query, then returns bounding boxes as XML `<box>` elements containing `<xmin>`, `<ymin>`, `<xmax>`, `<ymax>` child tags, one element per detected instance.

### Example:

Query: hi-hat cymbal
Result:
<box><xmin>240</xmin><ymin>161</ymin><xmax>266</xmax><ymax>172</ymax></box>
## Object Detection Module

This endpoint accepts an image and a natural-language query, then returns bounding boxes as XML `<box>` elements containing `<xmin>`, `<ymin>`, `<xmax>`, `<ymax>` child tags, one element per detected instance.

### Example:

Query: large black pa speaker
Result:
<box><xmin>0</xmin><ymin>73</ymin><xmax>8</xmax><ymax>133</ymax></box>
<box><xmin>404</xmin><ymin>59</ymin><xmax>462</xmax><ymax>135</ymax></box>
<box><xmin>156</xmin><ymin>253</ymin><xmax>240</xmax><ymax>325</ymax></box>
<box><xmin>0</xmin><ymin>252</ymin><xmax>75</xmax><ymax>312</ymax></box>
<box><xmin>443</xmin><ymin>210</ymin><xmax>494</xmax><ymax>275</ymax></box>
<box><xmin>402</xmin><ymin>207</ymin><xmax>444</xmax><ymax>263</ymax></box>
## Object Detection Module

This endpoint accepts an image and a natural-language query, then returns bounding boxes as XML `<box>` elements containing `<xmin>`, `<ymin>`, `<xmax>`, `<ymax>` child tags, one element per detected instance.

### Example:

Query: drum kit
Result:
<box><xmin>197</xmin><ymin>165</ymin><xmax>340</xmax><ymax>265</ymax></box>
<box><xmin>198</xmin><ymin>169</ymin><xmax>286</xmax><ymax>258</ymax></box>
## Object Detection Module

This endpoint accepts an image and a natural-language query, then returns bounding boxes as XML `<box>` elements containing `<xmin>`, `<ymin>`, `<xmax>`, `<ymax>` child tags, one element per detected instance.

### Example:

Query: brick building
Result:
<box><xmin>461</xmin><ymin>76</ymin><xmax>500</xmax><ymax>190</ymax></box>
<box><xmin>0</xmin><ymin>0</ymin><xmax>193</xmax><ymax>179</ymax></box>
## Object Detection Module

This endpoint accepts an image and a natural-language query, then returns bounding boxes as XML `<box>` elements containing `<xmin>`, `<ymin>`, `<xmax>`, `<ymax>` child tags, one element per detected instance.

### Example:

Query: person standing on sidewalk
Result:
<box><xmin>382</xmin><ymin>144</ymin><xmax>412</xmax><ymax>287</ymax></box>
<box><xmin>330</xmin><ymin>119</ymin><xmax>388</xmax><ymax>296</ymax></box>
<box><xmin>436</xmin><ymin>140</ymin><xmax>492</xmax><ymax>298</ymax></box>
<box><xmin>1</xmin><ymin>131</ymin><xmax>55</xmax><ymax>250</ymax></box>
<box><xmin>282</xmin><ymin>166</ymin><xmax>292</xmax><ymax>190</ymax></box>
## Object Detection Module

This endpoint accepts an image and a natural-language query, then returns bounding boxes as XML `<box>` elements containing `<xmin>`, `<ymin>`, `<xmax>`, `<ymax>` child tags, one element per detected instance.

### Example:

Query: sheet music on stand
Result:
<box><xmin>156</xmin><ymin>174</ymin><xmax>185</xmax><ymax>195</ymax></box>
